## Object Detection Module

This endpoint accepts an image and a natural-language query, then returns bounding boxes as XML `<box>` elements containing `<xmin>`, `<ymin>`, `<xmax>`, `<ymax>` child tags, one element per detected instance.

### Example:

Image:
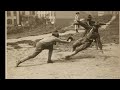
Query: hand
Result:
<box><xmin>68</xmin><ymin>40</ymin><xmax>71</xmax><ymax>42</ymax></box>
<box><xmin>67</xmin><ymin>39</ymin><xmax>72</xmax><ymax>42</ymax></box>
<box><xmin>67</xmin><ymin>37</ymin><xmax>74</xmax><ymax>42</ymax></box>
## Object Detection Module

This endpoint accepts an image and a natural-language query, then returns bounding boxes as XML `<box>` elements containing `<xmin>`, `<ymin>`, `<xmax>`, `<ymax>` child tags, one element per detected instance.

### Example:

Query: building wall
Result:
<box><xmin>37</xmin><ymin>11</ymin><xmax>55</xmax><ymax>21</ymax></box>
<box><xmin>7</xmin><ymin>11</ymin><xmax>117</xmax><ymax>26</ymax></box>
<box><xmin>7</xmin><ymin>11</ymin><xmax>19</xmax><ymax>26</ymax></box>
<box><xmin>6</xmin><ymin>11</ymin><xmax>56</xmax><ymax>26</ymax></box>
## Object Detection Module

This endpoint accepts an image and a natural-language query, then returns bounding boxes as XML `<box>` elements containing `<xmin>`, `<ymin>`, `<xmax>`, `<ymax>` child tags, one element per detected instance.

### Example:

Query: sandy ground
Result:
<box><xmin>6</xmin><ymin>43</ymin><xmax>120</xmax><ymax>79</ymax></box>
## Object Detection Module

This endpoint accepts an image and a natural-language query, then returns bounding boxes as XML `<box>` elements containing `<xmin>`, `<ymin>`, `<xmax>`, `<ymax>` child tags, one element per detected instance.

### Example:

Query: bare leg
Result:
<box><xmin>97</xmin><ymin>38</ymin><xmax>103</xmax><ymax>53</ymax></box>
<box><xmin>65</xmin><ymin>42</ymin><xmax>91</xmax><ymax>59</ymax></box>
<box><xmin>96</xmin><ymin>34</ymin><xmax>102</xmax><ymax>50</ymax></box>
<box><xmin>75</xmin><ymin>25</ymin><xmax>79</xmax><ymax>33</ymax></box>
<box><xmin>97</xmin><ymin>39</ymin><xmax>102</xmax><ymax>50</ymax></box>
<box><xmin>95</xmin><ymin>39</ymin><xmax>98</xmax><ymax>50</ymax></box>
<box><xmin>16</xmin><ymin>49</ymin><xmax>42</xmax><ymax>67</ymax></box>
<box><xmin>47</xmin><ymin>49</ymin><xmax>53</xmax><ymax>63</ymax></box>
<box><xmin>72</xmin><ymin>43</ymin><xmax>77</xmax><ymax>52</ymax></box>
<box><xmin>96</xmin><ymin>34</ymin><xmax>103</xmax><ymax>53</ymax></box>
<box><xmin>72</xmin><ymin>39</ymin><xmax>82</xmax><ymax>51</ymax></box>
<box><xmin>65</xmin><ymin>51</ymin><xmax>79</xmax><ymax>59</ymax></box>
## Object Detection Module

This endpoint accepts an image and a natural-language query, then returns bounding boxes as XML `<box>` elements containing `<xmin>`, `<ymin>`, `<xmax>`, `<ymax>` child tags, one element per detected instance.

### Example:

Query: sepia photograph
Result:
<box><xmin>5</xmin><ymin>11</ymin><xmax>120</xmax><ymax>79</ymax></box>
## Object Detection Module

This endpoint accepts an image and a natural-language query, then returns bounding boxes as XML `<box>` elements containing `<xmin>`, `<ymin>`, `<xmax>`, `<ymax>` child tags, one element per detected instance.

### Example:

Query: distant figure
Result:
<box><xmin>73</xmin><ymin>12</ymin><xmax>81</xmax><ymax>33</ymax></box>
<box><xmin>16</xmin><ymin>30</ymin><xmax>71</xmax><ymax>67</ymax></box>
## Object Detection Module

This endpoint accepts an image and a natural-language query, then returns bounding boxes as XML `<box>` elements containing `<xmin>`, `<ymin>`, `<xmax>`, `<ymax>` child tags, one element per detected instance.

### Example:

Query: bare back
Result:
<box><xmin>36</xmin><ymin>36</ymin><xmax>58</xmax><ymax>46</ymax></box>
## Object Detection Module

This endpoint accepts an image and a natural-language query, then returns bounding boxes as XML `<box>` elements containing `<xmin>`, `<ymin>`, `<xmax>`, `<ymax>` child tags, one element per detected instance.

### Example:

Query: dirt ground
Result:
<box><xmin>6</xmin><ymin>43</ymin><xmax>120</xmax><ymax>79</ymax></box>
<box><xmin>6</xmin><ymin>15</ymin><xmax>120</xmax><ymax>79</ymax></box>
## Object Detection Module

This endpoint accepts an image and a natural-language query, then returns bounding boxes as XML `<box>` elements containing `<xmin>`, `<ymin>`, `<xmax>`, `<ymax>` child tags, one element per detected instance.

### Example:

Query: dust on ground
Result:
<box><xmin>6</xmin><ymin>15</ymin><xmax>120</xmax><ymax>79</ymax></box>
<box><xmin>6</xmin><ymin>43</ymin><xmax>120</xmax><ymax>79</ymax></box>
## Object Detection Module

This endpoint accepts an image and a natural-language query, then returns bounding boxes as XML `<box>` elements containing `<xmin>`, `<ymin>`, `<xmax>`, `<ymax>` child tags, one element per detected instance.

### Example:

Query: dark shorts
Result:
<box><xmin>35</xmin><ymin>43</ymin><xmax>53</xmax><ymax>52</ymax></box>
<box><xmin>91</xmin><ymin>32</ymin><xmax>100</xmax><ymax>40</ymax></box>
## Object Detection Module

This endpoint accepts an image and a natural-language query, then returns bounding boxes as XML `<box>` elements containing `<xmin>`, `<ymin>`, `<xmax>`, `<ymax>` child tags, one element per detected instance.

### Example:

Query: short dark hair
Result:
<box><xmin>76</xmin><ymin>12</ymin><xmax>80</xmax><ymax>14</ymax></box>
<box><xmin>52</xmin><ymin>30</ymin><xmax>59</xmax><ymax>37</ymax></box>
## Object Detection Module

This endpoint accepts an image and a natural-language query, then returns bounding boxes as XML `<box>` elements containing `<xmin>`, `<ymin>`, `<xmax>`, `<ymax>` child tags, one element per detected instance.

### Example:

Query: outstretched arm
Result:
<box><xmin>56</xmin><ymin>38</ymin><xmax>70</xmax><ymax>43</ymax></box>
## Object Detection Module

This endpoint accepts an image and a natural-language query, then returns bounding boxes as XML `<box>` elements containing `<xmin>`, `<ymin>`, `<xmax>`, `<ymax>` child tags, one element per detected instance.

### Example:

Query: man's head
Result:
<box><xmin>76</xmin><ymin>12</ymin><xmax>80</xmax><ymax>15</ymax></box>
<box><xmin>87</xmin><ymin>15</ymin><xmax>92</xmax><ymax>21</ymax></box>
<box><xmin>52</xmin><ymin>30</ymin><xmax>59</xmax><ymax>38</ymax></box>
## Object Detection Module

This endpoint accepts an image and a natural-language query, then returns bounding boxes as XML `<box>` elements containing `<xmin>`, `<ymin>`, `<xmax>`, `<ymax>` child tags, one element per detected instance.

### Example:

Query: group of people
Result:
<box><xmin>16</xmin><ymin>12</ymin><xmax>107</xmax><ymax>67</ymax></box>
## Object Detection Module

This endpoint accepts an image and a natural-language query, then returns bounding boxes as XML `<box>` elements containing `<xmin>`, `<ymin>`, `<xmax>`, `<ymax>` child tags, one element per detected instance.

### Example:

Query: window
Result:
<box><xmin>22</xmin><ymin>11</ymin><xmax>25</xmax><ymax>15</ymax></box>
<box><xmin>14</xmin><ymin>19</ymin><xmax>17</xmax><ymax>25</ymax></box>
<box><xmin>7</xmin><ymin>19</ymin><xmax>12</xmax><ymax>24</ymax></box>
<box><xmin>7</xmin><ymin>11</ymin><xmax>11</xmax><ymax>16</ymax></box>
<box><xmin>13</xmin><ymin>11</ymin><xmax>16</xmax><ymax>16</ymax></box>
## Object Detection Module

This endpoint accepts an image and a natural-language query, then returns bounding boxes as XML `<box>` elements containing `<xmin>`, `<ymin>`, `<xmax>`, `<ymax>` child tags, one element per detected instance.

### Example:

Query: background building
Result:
<box><xmin>6</xmin><ymin>11</ymin><xmax>56</xmax><ymax>26</ymax></box>
<box><xmin>6</xmin><ymin>11</ymin><xmax>118</xmax><ymax>26</ymax></box>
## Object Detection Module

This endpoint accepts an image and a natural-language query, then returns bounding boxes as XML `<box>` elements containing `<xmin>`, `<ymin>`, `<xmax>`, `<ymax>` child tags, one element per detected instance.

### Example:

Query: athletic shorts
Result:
<box><xmin>35</xmin><ymin>42</ymin><xmax>53</xmax><ymax>52</ymax></box>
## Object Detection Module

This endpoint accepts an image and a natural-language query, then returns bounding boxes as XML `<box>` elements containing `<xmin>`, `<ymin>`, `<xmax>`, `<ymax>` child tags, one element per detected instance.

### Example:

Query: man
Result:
<box><xmin>65</xmin><ymin>27</ymin><xmax>95</xmax><ymax>59</ymax></box>
<box><xmin>82</xmin><ymin>15</ymin><xmax>95</xmax><ymax>37</ymax></box>
<box><xmin>86</xmin><ymin>15</ymin><xmax>94</xmax><ymax>26</ymax></box>
<box><xmin>16</xmin><ymin>30</ymin><xmax>71</xmax><ymax>67</ymax></box>
<box><xmin>80</xmin><ymin>15</ymin><xmax>106</xmax><ymax>50</ymax></box>
<box><xmin>91</xmin><ymin>22</ymin><xmax>106</xmax><ymax>50</ymax></box>
<box><xmin>73</xmin><ymin>12</ymin><xmax>81</xmax><ymax>33</ymax></box>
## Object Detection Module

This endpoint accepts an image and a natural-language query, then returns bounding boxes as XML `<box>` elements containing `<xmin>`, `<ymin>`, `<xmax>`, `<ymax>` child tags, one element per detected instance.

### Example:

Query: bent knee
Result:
<box><xmin>73</xmin><ymin>42</ymin><xmax>80</xmax><ymax>47</ymax></box>
<box><xmin>73</xmin><ymin>44</ymin><xmax>76</xmax><ymax>48</ymax></box>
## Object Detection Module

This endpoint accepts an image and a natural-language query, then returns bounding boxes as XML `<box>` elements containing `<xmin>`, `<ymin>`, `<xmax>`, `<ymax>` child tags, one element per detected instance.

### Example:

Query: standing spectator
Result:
<box><xmin>73</xmin><ymin>12</ymin><xmax>81</xmax><ymax>33</ymax></box>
